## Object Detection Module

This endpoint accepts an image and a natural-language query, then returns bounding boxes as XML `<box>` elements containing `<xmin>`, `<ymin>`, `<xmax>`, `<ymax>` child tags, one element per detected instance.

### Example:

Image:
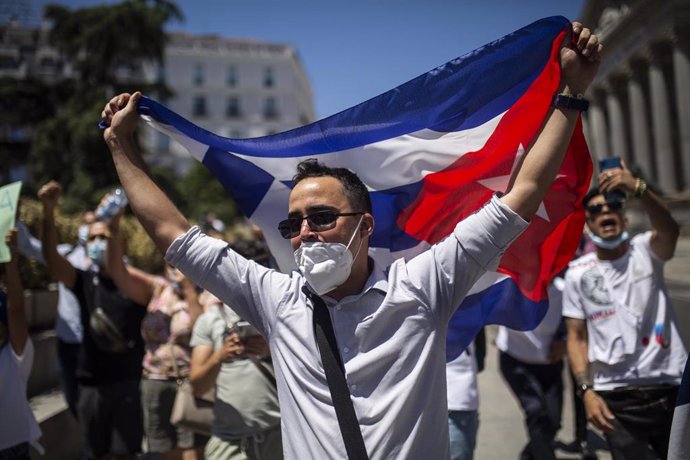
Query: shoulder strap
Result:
<box><xmin>303</xmin><ymin>286</ymin><xmax>368</xmax><ymax>460</ymax></box>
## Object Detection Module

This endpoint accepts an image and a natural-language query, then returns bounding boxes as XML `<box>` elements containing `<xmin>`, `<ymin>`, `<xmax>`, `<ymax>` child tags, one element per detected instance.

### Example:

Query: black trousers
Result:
<box><xmin>599</xmin><ymin>386</ymin><xmax>678</xmax><ymax>460</ymax></box>
<box><xmin>499</xmin><ymin>351</ymin><xmax>563</xmax><ymax>460</ymax></box>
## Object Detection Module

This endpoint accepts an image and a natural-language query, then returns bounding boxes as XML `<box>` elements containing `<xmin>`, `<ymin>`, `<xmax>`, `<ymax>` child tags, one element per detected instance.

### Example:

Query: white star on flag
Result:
<box><xmin>477</xmin><ymin>144</ymin><xmax>561</xmax><ymax>222</ymax></box>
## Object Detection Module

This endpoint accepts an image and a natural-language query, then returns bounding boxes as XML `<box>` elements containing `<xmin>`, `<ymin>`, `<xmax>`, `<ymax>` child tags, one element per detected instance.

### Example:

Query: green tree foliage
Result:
<box><xmin>26</xmin><ymin>0</ymin><xmax>182</xmax><ymax>212</ymax></box>
<box><xmin>178</xmin><ymin>162</ymin><xmax>240</xmax><ymax>224</ymax></box>
<box><xmin>44</xmin><ymin>0</ymin><xmax>182</xmax><ymax>87</ymax></box>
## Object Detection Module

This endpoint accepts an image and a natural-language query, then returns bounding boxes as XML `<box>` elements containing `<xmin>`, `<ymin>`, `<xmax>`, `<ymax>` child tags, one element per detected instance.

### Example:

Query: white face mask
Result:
<box><xmin>294</xmin><ymin>216</ymin><xmax>364</xmax><ymax>296</ymax></box>
<box><xmin>588</xmin><ymin>230</ymin><xmax>630</xmax><ymax>250</ymax></box>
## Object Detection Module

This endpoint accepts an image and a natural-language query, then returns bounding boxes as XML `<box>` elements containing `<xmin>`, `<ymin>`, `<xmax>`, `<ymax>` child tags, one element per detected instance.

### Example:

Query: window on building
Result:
<box><xmin>226</xmin><ymin>66</ymin><xmax>237</xmax><ymax>86</ymax></box>
<box><xmin>263</xmin><ymin>67</ymin><xmax>274</xmax><ymax>88</ymax></box>
<box><xmin>193</xmin><ymin>96</ymin><xmax>207</xmax><ymax>116</ymax></box>
<box><xmin>194</xmin><ymin>63</ymin><xmax>204</xmax><ymax>86</ymax></box>
<box><xmin>263</xmin><ymin>97</ymin><xmax>278</xmax><ymax>120</ymax></box>
<box><xmin>39</xmin><ymin>57</ymin><xmax>57</xmax><ymax>74</ymax></box>
<box><xmin>226</xmin><ymin>96</ymin><xmax>241</xmax><ymax>117</ymax></box>
<box><xmin>0</xmin><ymin>55</ymin><xmax>17</xmax><ymax>69</ymax></box>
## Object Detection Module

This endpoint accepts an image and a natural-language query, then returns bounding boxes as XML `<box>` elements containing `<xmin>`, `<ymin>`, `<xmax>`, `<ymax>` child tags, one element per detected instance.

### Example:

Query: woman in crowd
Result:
<box><xmin>104</xmin><ymin>208</ymin><xmax>206</xmax><ymax>460</ymax></box>
<box><xmin>0</xmin><ymin>229</ymin><xmax>42</xmax><ymax>459</ymax></box>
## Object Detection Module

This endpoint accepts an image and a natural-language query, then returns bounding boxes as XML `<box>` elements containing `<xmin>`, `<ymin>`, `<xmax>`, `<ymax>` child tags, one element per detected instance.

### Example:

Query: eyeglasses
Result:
<box><xmin>87</xmin><ymin>234</ymin><xmax>109</xmax><ymax>242</ymax></box>
<box><xmin>586</xmin><ymin>201</ymin><xmax>624</xmax><ymax>215</ymax></box>
<box><xmin>278</xmin><ymin>211</ymin><xmax>363</xmax><ymax>239</ymax></box>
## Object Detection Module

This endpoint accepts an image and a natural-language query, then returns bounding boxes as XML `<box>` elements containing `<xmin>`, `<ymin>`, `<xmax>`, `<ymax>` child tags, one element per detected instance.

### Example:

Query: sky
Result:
<box><xmin>27</xmin><ymin>0</ymin><xmax>585</xmax><ymax>119</ymax></box>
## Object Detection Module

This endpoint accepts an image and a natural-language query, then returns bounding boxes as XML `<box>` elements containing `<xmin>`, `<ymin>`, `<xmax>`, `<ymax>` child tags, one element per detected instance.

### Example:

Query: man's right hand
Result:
<box><xmin>584</xmin><ymin>390</ymin><xmax>616</xmax><ymax>432</ymax></box>
<box><xmin>37</xmin><ymin>181</ymin><xmax>61</xmax><ymax>212</ymax></box>
<box><xmin>101</xmin><ymin>92</ymin><xmax>142</xmax><ymax>143</ymax></box>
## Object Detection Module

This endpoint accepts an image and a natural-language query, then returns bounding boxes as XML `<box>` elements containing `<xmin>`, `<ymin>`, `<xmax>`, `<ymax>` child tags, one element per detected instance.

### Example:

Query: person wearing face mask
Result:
<box><xmin>563</xmin><ymin>160</ymin><xmax>684</xmax><ymax>460</ymax></box>
<box><xmin>100</xmin><ymin>22</ymin><xmax>602</xmax><ymax>458</ymax></box>
<box><xmin>38</xmin><ymin>181</ymin><xmax>148</xmax><ymax>460</ymax></box>
<box><xmin>15</xmin><ymin>205</ymin><xmax>95</xmax><ymax>418</ymax></box>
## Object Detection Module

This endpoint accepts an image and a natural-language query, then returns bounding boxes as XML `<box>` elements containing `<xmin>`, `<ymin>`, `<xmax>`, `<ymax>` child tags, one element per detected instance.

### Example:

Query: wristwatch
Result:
<box><xmin>576</xmin><ymin>382</ymin><xmax>594</xmax><ymax>398</ymax></box>
<box><xmin>553</xmin><ymin>93</ymin><xmax>590</xmax><ymax>112</ymax></box>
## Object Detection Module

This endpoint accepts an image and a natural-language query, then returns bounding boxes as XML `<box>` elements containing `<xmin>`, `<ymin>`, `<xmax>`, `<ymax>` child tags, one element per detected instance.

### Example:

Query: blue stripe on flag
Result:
<box><xmin>446</xmin><ymin>278</ymin><xmax>548</xmax><ymax>361</ymax></box>
<box><xmin>137</xmin><ymin>16</ymin><xmax>569</xmax><ymax>159</ymax></box>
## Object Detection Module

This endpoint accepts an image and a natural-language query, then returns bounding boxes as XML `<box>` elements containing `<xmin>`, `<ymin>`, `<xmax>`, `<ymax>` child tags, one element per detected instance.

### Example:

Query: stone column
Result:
<box><xmin>673</xmin><ymin>31</ymin><xmax>690</xmax><ymax>190</ymax></box>
<box><xmin>605</xmin><ymin>76</ymin><xmax>629</xmax><ymax>163</ymax></box>
<box><xmin>627</xmin><ymin>59</ymin><xmax>655</xmax><ymax>181</ymax></box>
<box><xmin>649</xmin><ymin>42</ymin><xmax>678</xmax><ymax>192</ymax></box>
<box><xmin>586</xmin><ymin>89</ymin><xmax>609</xmax><ymax>167</ymax></box>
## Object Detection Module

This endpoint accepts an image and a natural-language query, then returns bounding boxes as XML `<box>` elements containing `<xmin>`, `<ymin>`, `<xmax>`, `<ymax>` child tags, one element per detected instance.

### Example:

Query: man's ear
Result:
<box><xmin>361</xmin><ymin>214</ymin><xmax>374</xmax><ymax>237</ymax></box>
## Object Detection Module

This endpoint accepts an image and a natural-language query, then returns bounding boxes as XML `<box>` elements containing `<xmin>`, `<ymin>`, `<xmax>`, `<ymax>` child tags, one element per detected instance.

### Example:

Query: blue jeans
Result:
<box><xmin>448</xmin><ymin>410</ymin><xmax>478</xmax><ymax>460</ymax></box>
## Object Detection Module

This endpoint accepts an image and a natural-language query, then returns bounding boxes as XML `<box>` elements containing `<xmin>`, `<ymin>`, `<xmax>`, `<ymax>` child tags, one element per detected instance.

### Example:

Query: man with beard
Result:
<box><xmin>563</xmin><ymin>161</ymin><xmax>685</xmax><ymax>459</ymax></box>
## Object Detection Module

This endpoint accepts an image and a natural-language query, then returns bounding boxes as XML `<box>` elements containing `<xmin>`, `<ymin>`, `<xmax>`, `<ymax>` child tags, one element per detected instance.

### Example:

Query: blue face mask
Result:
<box><xmin>87</xmin><ymin>240</ymin><xmax>107</xmax><ymax>266</ymax></box>
<box><xmin>78</xmin><ymin>225</ymin><xmax>90</xmax><ymax>246</ymax></box>
<box><xmin>588</xmin><ymin>230</ymin><xmax>630</xmax><ymax>250</ymax></box>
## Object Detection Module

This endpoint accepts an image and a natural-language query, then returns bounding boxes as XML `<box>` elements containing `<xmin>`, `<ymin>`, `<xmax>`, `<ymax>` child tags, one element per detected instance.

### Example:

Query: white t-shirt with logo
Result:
<box><xmin>0</xmin><ymin>339</ymin><xmax>42</xmax><ymax>450</ymax></box>
<box><xmin>496</xmin><ymin>278</ymin><xmax>565</xmax><ymax>364</ymax></box>
<box><xmin>562</xmin><ymin>232</ymin><xmax>687</xmax><ymax>390</ymax></box>
<box><xmin>446</xmin><ymin>342</ymin><xmax>478</xmax><ymax>412</ymax></box>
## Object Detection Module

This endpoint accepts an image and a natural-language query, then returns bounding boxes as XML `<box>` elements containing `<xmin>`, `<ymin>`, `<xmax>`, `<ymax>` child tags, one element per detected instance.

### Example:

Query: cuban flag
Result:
<box><xmin>136</xmin><ymin>16</ymin><xmax>591</xmax><ymax>361</ymax></box>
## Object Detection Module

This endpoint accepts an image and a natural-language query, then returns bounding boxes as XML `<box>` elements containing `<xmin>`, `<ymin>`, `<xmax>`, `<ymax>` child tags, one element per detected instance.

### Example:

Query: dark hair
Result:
<box><xmin>582</xmin><ymin>188</ymin><xmax>601</xmax><ymax>208</ymax></box>
<box><xmin>232</xmin><ymin>239</ymin><xmax>271</xmax><ymax>267</ymax></box>
<box><xmin>583</xmin><ymin>187</ymin><xmax>629</xmax><ymax>208</ymax></box>
<box><xmin>292</xmin><ymin>159</ymin><xmax>372</xmax><ymax>213</ymax></box>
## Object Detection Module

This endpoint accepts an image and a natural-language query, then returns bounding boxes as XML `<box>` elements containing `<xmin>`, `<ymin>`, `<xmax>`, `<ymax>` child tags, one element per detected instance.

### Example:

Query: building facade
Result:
<box><xmin>579</xmin><ymin>0</ymin><xmax>690</xmax><ymax>196</ymax></box>
<box><xmin>140</xmin><ymin>32</ymin><xmax>315</xmax><ymax>175</ymax></box>
<box><xmin>0</xmin><ymin>20</ymin><xmax>315</xmax><ymax>180</ymax></box>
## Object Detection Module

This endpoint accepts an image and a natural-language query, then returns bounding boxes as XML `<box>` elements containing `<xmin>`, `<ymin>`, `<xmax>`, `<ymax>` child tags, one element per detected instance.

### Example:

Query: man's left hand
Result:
<box><xmin>598</xmin><ymin>160</ymin><xmax>638</xmax><ymax>197</ymax></box>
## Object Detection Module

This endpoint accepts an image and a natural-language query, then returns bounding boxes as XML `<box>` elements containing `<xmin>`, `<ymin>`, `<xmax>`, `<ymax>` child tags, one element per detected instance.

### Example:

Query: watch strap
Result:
<box><xmin>553</xmin><ymin>93</ymin><xmax>590</xmax><ymax>112</ymax></box>
<box><xmin>577</xmin><ymin>382</ymin><xmax>594</xmax><ymax>398</ymax></box>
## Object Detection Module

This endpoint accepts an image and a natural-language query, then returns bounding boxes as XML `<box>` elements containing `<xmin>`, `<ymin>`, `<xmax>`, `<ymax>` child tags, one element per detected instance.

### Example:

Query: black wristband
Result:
<box><xmin>553</xmin><ymin>93</ymin><xmax>590</xmax><ymax>112</ymax></box>
<box><xmin>576</xmin><ymin>382</ymin><xmax>594</xmax><ymax>398</ymax></box>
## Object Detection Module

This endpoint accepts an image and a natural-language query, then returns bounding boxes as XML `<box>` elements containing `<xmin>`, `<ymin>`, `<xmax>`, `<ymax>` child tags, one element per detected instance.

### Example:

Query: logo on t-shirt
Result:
<box><xmin>580</xmin><ymin>268</ymin><xmax>611</xmax><ymax>306</ymax></box>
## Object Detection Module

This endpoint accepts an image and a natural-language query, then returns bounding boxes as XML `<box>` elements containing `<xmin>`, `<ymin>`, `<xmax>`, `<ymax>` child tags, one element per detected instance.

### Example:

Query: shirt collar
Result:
<box><xmin>322</xmin><ymin>257</ymin><xmax>389</xmax><ymax>306</ymax></box>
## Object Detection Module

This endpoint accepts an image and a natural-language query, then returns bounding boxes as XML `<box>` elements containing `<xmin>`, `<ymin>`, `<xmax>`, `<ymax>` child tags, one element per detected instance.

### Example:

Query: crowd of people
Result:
<box><xmin>0</xmin><ymin>19</ymin><xmax>688</xmax><ymax>460</ymax></box>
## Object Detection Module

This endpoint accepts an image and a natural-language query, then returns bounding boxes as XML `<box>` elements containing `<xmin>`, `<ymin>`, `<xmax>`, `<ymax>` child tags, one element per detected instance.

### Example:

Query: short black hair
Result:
<box><xmin>583</xmin><ymin>187</ymin><xmax>628</xmax><ymax>208</ymax></box>
<box><xmin>582</xmin><ymin>188</ymin><xmax>601</xmax><ymax>208</ymax></box>
<box><xmin>292</xmin><ymin>159</ymin><xmax>372</xmax><ymax>213</ymax></box>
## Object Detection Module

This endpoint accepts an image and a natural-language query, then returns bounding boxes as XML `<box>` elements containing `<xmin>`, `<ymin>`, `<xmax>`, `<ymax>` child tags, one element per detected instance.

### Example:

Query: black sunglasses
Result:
<box><xmin>586</xmin><ymin>201</ymin><xmax>624</xmax><ymax>215</ymax></box>
<box><xmin>278</xmin><ymin>211</ymin><xmax>363</xmax><ymax>239</ymax></box>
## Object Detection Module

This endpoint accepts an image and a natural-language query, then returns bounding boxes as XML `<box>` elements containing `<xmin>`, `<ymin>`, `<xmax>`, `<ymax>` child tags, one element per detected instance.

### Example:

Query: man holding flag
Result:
<box><xmin>100</xmin><ymin>19</ymin><xmax>601</xmax><ymax>459</ymax></box>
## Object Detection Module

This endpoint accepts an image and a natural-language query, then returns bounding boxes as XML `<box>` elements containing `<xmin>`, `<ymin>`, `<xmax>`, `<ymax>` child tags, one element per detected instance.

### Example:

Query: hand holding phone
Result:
<box><xmin>236</xmin><ymin>321</ymin><xmax>261</xmax><ymax>340</ymax></box>
<box><xmin>598</xmin><ymin>157</ymin><xmax>627</xmax><ymax>201</ymax></box>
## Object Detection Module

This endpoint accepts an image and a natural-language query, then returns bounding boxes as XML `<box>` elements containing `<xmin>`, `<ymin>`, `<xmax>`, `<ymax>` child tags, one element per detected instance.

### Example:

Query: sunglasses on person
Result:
<box><xmin>586</xmin><ymin>201</ymin><xmax>624</xmax><ymax>215</ymax></box>
<box><xmin>278</xmin><ymin>210</ymin><xmax>364</xmax><ymax>239</ymax></box>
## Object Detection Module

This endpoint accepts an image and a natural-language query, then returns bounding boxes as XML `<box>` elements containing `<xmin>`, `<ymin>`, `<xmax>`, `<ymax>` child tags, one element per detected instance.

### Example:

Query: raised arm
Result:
<box><xmin>38</xmin><ymin>181</ymin><xmax>76</xmax><ymax>289</ymax></box>
<box><xmin>501</xmin><ymin>22</ymin><xmax>603</xmax><ymax>220</ymax></box>
<box><xmin>101</xmin><ymin>92</ymin><xmax>190</xmax><ymax>254</ymax></box>
<box><xmin>4</xmin><ymin>229</ymin><xmax>29</xmax><ymax>355</ymax></box>
<box><xmin>598</xmin><ymin>161</ymin><xmax>679</xmax><ymax>260</ymax></box>
<box><xmin>104</xmin><ymin>206</ymin><xmax>156</xmax><ymax>307</ymax></box>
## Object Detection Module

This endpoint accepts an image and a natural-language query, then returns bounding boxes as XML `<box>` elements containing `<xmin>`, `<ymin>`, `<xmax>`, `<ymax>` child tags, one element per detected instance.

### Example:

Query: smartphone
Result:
<box><xmin>236</xmin><ymin>321</ymin><xmax>261</xmax><ymax>339</ymax></box>
<box><xmin>598</xmin><ymin>156</ymin><xmax>626</xmax><ymax>201</ymax></box>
